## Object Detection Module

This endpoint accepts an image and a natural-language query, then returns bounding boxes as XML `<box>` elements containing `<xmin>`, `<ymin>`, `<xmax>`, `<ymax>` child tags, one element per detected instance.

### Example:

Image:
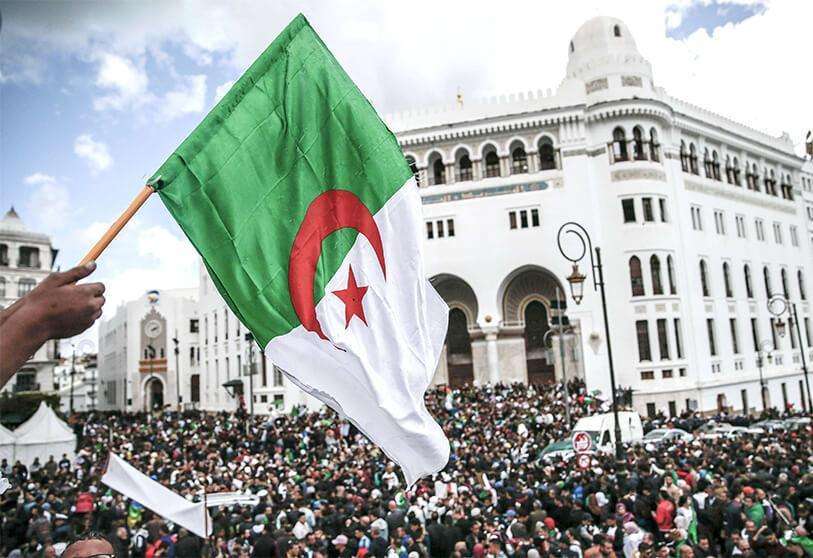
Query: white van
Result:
<box><xmin>572</xmin><ymin>411</ymin><xmax>644</xmax><ymax>451</ymax></box>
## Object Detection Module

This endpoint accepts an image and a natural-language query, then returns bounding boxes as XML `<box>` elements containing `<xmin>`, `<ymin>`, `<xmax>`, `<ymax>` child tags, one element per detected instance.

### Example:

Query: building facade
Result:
<box><xmin>97</xmin><ymin>289</ymin><xmax>200</xmax><ymax>412</ymax></box>
<box><xmin>0</xmin><ymin>207</ymin><xmax>59</xmax><ymax>395</ymax></box>
<box><xmin>388</xmin><ymin>17</ymin><xmax>813</xmax><ymax>416</ymax></box>
<box><xmin>55</xmin><ymin>353</ymin><xmax>99</xmax><ymax>413</ymax></box>
<box><xmin>196</xmin><ymin>266</ymin><xmax>318</xmax><ymax>414</ymax></box>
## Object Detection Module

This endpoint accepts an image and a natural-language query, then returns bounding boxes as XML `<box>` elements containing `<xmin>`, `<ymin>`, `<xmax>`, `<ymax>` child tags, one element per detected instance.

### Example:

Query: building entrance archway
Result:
<box><xmin>144</xmin><ymin>377</ymin><xmax>164</xmax><ymax>410</ymax></box>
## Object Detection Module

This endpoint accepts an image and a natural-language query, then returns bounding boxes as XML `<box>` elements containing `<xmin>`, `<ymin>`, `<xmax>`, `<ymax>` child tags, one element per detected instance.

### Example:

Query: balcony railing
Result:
<box><xmin>12</xmin><ymin>382</ymin><xmax>40</xmax><ymax>393</ymax></box>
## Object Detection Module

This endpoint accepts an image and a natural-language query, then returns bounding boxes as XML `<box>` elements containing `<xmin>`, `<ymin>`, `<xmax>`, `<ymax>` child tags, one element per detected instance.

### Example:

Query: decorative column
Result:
<box><xmin>445</xmin><ymin>163</ymin><xmax>455</xmax><ymax>184</ymax></box>
<box><xmin>500</xmin><ymin>156</ymin><xmax>510</xmax><ymax>177</ymax></box>
<box><xmin>484</xmin><ymin>327</ymin><xmax>500</xmax><ymax>384</ymax></box>
<box><xmin>527</xmin><ymin>151</ymin><xmax>539</xmax><ymax>174</ymax></box>
<box><xmin>472</xmin><ymin>159</ymin><xmax>482</xmax><ymax>181</ymax></box>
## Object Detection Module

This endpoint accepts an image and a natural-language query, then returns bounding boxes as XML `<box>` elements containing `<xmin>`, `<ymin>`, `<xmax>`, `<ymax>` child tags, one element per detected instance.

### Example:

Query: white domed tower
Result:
<box><xmin>565</xmin><ymin>16</ymin><xmax>654</xmax><ymax>102</ymax></box>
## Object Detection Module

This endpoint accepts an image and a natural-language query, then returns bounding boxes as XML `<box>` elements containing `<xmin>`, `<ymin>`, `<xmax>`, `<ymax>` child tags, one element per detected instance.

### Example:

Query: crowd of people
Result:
<box><xmin>0</xmin><ymin>381</ymin><xmax>811</xmax><ymax>558</ymax></box>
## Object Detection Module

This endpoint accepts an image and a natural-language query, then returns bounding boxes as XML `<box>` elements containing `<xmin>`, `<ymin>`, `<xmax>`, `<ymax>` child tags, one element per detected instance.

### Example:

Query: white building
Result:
<box><xmin>0</xmin><ymin>207</ymin><xmax>59</xmax><ymax>395</ymax></box>
<box><xmin>54</xmin><ymin>354</ymin><xmax>99</xmax><ymax>413</ymax></box>
<box><xmin>196</xmin><ymin>266</ymin><xmax>317</xmax><ymax>414</ymax></box>
<box><xmin>97</xmin><ymin>289</ymin><xmax>200</xmax><ymax>411</ymax></box>
<box><xmin>388</xmin><ymin>16</ymin><xmax>813</xmax><ymax>417</ymax></box>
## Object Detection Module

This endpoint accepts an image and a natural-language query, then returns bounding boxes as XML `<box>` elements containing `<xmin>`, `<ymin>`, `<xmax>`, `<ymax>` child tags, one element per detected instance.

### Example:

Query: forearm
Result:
<box><xmin>0</xmin><ymin>303</ymin><xmax>50</xmax><ymax>389</ymax></box>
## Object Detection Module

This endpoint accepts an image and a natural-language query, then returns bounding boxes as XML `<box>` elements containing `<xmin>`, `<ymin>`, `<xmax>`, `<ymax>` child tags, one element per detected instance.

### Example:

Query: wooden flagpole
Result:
<box><xmin>78</xmin><ymin>185</ymin><xmax>154</xmax><ymax>265</ymax></box>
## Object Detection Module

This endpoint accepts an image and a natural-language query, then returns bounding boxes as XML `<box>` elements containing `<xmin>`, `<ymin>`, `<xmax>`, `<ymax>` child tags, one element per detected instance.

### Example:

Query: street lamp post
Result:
<box><xmin>755</xmin><ymin>339</ymin><xmax>773</xmax><ymax>412</ymax></box>
<box><xmin>173</xmin><ymin>334</ymin><xmax>181</xmax><ymax>412</ymax></box>
<box><xmin>768</xmin><ymin>294</ymin><xmax>812</xmax><ymax>412</ymax></box>
<box><xmin>543</xmin><ymin>288</ymin><xmax>573</xmax><ymax>428</ymax></box>
<box><xmin>557</xmin><ymin>222</ymin><xmax>623</xmax><ymax>465</ymax></box>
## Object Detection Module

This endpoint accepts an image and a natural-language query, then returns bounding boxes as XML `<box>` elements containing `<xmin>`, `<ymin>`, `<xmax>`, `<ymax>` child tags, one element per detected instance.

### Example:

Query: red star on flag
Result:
<box><xmin>332</xmin><ymin>265</ymin><xmax>369</xmax><ymax>328</ymax></box>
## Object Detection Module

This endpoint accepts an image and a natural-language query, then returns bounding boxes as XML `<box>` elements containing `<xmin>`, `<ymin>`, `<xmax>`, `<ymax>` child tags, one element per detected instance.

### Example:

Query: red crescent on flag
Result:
<box><xmin>288</xmin><ymin>190</ymin><xmax>386</xmax><ymax>341</ymax></box>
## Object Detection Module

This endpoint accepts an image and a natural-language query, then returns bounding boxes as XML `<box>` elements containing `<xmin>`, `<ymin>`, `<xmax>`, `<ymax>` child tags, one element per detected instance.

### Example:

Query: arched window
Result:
<box><xmin>511</xmin><ymin>143</ymin><xmax>528</xmax><ymax>174</ymax></box>
<box><xmin>689</xmin><ymin>143</ymin><xmax>699</xmax><ymax>174</ymax></box>
<box><xmin>17</xmin><ymin>278</ymin><xmax>36</xmax><ymax>297</ymax></box>
<box><xmin>0</xmin><ymin>277</ymin><xmax>5</xmax><ymax>298</ymax></box>
<box><xmin>613</xmin><ymin>24</ymin><xmax>622</xmax><ymax>37</ymax></box>
<box><xmin>538</xmin><ymin>137</ymin><xmax>556</xmax><ymax>170</ymax></box>
<box><xmin>799</xmin><ymin>270</ymin><xmax>807</xmax><ymax>301</ymax></box>
<box><xmin>703</xmin><ymin>148</ymin><xmax>713</xmax><ymax>178</ymax></box>
<box><xmin>680</xmin><ymin>141</ymin><xmax>688</xmax><ymax>172</ymax></box>
<box><xmin>712</xmin><ymin>151</ymin><xmax>721</xmax><ymax>181</ymax></box>
<box><xmin>405</xmin><ymin>155</ymin><xmax>420</xmax><ymax>186</ymax></box>
<box><xmin>0</xmin><ymin>244</ymin><xmax>7</xmax><ymax>266</ymax></box>
<box><xmin>700</xmin><ymin>260</ymin><xmax>710</xmax><ymax>297</ymax></box>
<box><xmin>733</xmin><ymin>157</ymin><xmax>741</xmax><ymax>186</ymax></box>
<box><xmin>432</xmin><ymin>158</ymin><xmax>446</xmax><ymax>185</ymax></box>
<box><xmin>763</xmin><ymin>266</ymin><xmax>772</xmax><ymax>298</ymax></box>
<box><xmin>725</xmin><ymin>156</ymin><xmax>733</xmax><ymax>183</ymax></box>
<box><xmin>484</xmin><ymin>150</ymin><xmax>500</xmax><ymax>178</ymax></box>
<box><xmin>723</xmin><ymin>262</ymin><xmax>733</xmax><ymax>298</ymax></box>
<box><xmin>629</xmin><ymin>256</ymin><xmax>644</xmax><ymax>296</ymax></box>
<box><xmin>455</xmin><ymin>148</ymin><xmax>472</xmax><ymax>182</ymax></box>
<box><xmin>781</xmin><ymin>268</ymin><xmax>789</xmax><ymax>299</ymax></box>
<box><xmin>633</xmin><ymin>127</ymin><xmax>646</xmax><ymax>160</ymax></box>
<box><xmin>613</xmin><ymin>127</ymin><xmax>628</xmax><ymax>162</ymax></box>
<box><xmin>744</xmin><ymin>264</ymin><xmax>754</xmax><ymax>298</ymax></box>
<box><xmin>570</xmin><ymin>41</ymin><xmax>574</xmax><ymax>53</ymax></box>
<box><xmin>427</xmin><ymin>152</ymin><xmax>445</xmax><ymax>185</ymax></box>
<box><xmin>751</xmin><ymin>164</ymin><xmax>760</xmax><ymax>191</ymax></box>
<box><xmin>667</xmin><ymin>256</ymin><xmax>677</xmax><ymax>295</ymax></box>
<box><xmin>781</xmin><ymin>174</ymin><xmax>794</xmax><ymax>200</ymax></box>
<box><xmin>649</xmin><ymin>128</ymin><xmax>660</xmax><ymax>162</ymax></box>
<box><xmin>650</xmin><ymin>255</ymin><xmax>663</xmax><ymax>295</ymax></box>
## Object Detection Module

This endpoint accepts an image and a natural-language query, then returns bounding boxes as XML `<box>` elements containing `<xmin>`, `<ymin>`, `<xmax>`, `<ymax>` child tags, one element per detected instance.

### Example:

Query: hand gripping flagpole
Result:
<box><xmin>78</xmin><ymin>185</ymin><xmax>155</xmax><ymax>265</ymax></box>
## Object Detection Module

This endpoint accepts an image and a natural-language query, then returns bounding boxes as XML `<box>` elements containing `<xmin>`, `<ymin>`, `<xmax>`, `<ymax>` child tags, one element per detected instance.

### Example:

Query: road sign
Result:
<box><xmin>577</xmin><ymin>453</ymin><xmax>591</xmax><ymax>469</ymax></box>
<box><xmin>571</xmin><ymin>431</ymin><xmax>593</xmax><ymax>453</ymax></box>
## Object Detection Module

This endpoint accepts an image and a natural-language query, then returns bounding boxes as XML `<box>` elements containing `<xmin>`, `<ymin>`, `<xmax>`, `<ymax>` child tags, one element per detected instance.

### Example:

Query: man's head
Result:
<box><xmin>62</xmin><ymin>533</ymin><xmax>115</xmax><ymax>558</ymax></box>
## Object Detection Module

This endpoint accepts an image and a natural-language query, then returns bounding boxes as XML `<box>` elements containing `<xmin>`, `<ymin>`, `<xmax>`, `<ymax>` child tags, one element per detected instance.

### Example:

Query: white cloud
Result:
<box><xmin>84</xmin><ymin>221</ymin><xmax>199</xmax><ymax>311</ymax></box>
<box><xmin>23</xmin><ymin>173</ymin><xmax>70</xmax><ymax>228</ymax></box>
<box><xmin>92</xmin><ymin>52</ymin><xmax>150</xmax><ymax>111</ymax></box>
<box><xmin>74</xmin><ymin>134</ymin><xmax>113</xmax><ymax>173</ymax></box>
<box><xmin>24</xmin><ymin>172</ymin><xmax>58</xmax><ymax>186</ymax></box>
<box><xmin>160</xmin><ymin>74</ymin><xmax>207</xmax><ymax>120</ymax></box>
<box><xmin>214</xmin><ymin>80</ymin><xmax>235</xmax><ymax>103</ymax></box>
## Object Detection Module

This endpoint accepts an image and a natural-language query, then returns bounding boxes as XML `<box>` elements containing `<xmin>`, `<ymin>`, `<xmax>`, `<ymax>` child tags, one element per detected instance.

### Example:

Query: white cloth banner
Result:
<box><xmin>101</xmin><ymin>452</ymin><xmax>211</xmax><ymax>538</ymax></box>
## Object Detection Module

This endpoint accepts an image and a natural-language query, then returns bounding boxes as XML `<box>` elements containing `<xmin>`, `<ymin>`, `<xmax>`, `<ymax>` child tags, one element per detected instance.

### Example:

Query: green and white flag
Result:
<box><xmin>149</xmin><ymin>14</ymin><xmax>449</xmax><ymax>483</ymax></box>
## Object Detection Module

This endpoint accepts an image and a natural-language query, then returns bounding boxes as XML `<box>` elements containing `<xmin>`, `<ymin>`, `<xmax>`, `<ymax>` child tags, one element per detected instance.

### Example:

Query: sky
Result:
<box><xmin>1</xmin><ymin>0</ymin><xmax>811</xmax><ymax>350</ymax></box>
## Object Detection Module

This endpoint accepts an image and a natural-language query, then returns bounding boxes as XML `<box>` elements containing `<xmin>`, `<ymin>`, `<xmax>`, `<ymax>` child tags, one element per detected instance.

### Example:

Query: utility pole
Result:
<box><xmin>245</xmin><ymin>333</ymin><xmax>255</xmax><ymax>415</ymax></box>
<box><xmin>173</xmin><ymin>333</ymin><xmax>181</xmax><ymax>412</ymax></box>
<box><xmin>69</xmin><ymin>345</ymin><xmax>76</xmax><ymax>414</ymax></box>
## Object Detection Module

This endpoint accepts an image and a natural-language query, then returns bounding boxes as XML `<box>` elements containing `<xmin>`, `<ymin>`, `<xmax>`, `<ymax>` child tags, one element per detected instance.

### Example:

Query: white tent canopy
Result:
<box><xmin>0</xmin><ymin>424</ymin><xmax>16</xmax><ymax>464</ymax></box>
<box><xmin>13</xmin><ymin>402</ymin><xmax>76</xmax><ymax>466</ymax></box>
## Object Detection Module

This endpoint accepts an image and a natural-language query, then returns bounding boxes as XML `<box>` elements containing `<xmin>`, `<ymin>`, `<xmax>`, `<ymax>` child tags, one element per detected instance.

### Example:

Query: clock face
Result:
<box><xmin>144</xmin><ymin>319</ymin><xmax>163</xmax><ymax>339</ymax></box>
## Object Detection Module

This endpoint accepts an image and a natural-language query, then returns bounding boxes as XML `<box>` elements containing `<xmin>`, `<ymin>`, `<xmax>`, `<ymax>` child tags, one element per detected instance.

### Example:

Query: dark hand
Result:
<box><xmin>20</xmin><ymin>262</ymin><xmax>105</xmax><ymax>340</ymax></box>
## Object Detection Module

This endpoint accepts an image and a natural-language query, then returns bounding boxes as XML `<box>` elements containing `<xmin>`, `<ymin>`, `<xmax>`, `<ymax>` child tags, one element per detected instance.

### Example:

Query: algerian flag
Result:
<box><xmin>149</xmin><ymin>14</ymin><xmax>449</xmax><ymax>484</ymax></box>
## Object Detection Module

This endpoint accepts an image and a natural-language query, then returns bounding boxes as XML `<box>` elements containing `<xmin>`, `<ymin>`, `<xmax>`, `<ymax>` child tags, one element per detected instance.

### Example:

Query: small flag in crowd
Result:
<box><xmin>149</xmin><ymin>14</ymin><xmax>449</xmax><ymax>484</ymax></box>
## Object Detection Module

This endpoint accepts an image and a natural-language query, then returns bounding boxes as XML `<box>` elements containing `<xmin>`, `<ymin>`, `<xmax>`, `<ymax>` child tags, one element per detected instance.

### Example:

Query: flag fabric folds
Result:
<box><xmin>102</xmin><ymin>453</ymin><xmax>211</xmax><ymax>538</ymax></box>
<box><xmin>149</xmin><ymin>14</ymin><xmax>449</xmax><ymax>484</ymax></box>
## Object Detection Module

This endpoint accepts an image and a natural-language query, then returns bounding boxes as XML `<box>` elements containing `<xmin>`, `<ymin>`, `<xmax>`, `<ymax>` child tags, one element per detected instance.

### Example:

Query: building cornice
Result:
<box><xmin>397</xmin><ymin>105</ymin><xmax>585</xmax><ymax>147</ymax></box>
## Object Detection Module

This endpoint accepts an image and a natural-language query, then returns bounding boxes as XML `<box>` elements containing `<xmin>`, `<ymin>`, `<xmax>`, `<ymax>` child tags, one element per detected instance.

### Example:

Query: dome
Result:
<box><xmin>565</xmin><ymin>16</ymin><xmax>653</xmax><ymax>88</ymax></box>
<box><xmin>0</xmin><ymin>206</ymin><xmax>27</xmax><ymax>232</ymax></box>
<box><xmin>568</xmin><ymin>16</ymin><xmax>638</xmax><ymax>57</ymax></box>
